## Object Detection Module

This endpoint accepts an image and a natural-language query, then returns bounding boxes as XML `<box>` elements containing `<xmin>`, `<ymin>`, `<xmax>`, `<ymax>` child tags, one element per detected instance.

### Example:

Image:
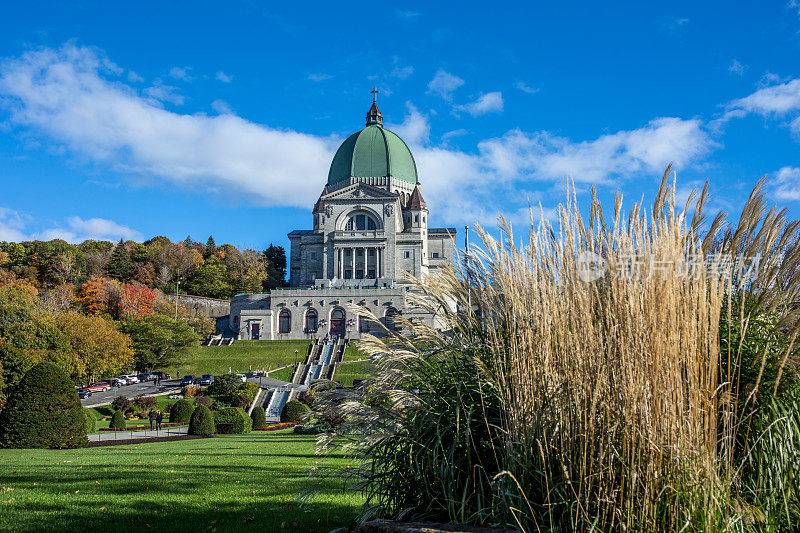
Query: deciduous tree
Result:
<box><xmin>120</xmin><ymin>314</ymin><xmax>199</xmax><ymax>370</ymax></box>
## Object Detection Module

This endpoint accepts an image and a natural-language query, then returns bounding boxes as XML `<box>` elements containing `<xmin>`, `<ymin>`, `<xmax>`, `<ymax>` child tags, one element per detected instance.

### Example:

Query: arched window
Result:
<box><xmin>330</xmin><ymin>307</ymin><xmax>346</xmax><ymax>337</ymax></box>
<box><xmin>385</xmin><ymin>307</ymin><xmax>399</xmax><ymax>331</ymax></box>
<box><xmin>305</xmin><ymin>309</ymin><xmax>318</xmax><ymax>332</ymax></box>
<box><xmin>345</xmin><ymin>212</ymin><xmax>378</xmax><ymax>231</ymax></box>
<box><xmin>279</xmin><ymin>309</ymin><xmax>291</xmax><ymax>334</ymax></box>
<box><xmin>358</xmin><ymin>314</ymin><xmax>370</xmax><ymax>333</ymax></box>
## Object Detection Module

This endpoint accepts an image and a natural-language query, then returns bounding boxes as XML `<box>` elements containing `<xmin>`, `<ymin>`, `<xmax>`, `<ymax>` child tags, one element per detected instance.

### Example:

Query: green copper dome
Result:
<box><xmin>327</xmin><ymin>99</ymin><xmax>419</xmax><ymax>186</ymax></box>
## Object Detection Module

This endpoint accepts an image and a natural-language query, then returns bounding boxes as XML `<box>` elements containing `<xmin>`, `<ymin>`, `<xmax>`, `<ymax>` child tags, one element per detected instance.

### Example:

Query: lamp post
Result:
<box><xmin>294</xmin><ymin>349</ymin><xmax>299</xmax><ymax>368</ymax></box>
<box><xmin>174</xmin><ymin>269</ymin><xmax>182</xmax><ymax>321</ymax></box>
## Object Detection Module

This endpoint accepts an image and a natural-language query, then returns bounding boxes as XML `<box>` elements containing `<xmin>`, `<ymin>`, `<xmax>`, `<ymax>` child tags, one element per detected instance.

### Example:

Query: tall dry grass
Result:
<box><xmin>318</xmin><ymin>168</ymin><xmax>800</xmax><ymax>531</ymax></box>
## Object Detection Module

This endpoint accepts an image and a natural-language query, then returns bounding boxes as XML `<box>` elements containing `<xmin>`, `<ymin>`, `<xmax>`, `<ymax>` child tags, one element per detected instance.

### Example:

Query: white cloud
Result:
<box><xmin>456</xmin><ymin>92</ymin><xmax>504</xmax><ymax>116</ymax></box>
<box><xmin>774</xmin><ymin>166</ymin><xmax>800</xmax><ymax>201</ymax></box>
<box><xmin>0</xmin><ymin>43</ymin><xmax>716</xmax><ymax>228</ymax></box>
<box><xmin>211</xmin><ymin>99</ymin><xmax>233</xmax><ymax>114</ymax></box>
<box><xmin>427</xmin><ymin>68</ymin><xmax>464</xmax><ymax>100</ymax></box>
<box><xmin>726</xmin><ymin>78</ymin><xmax>800</xmax><ymax>117</ymax></box>
<box><xmin>308</xmin><ymin>73</ymin><xmax>332</xmax><ymax>82</ymax></box>
<box><xmin>127</xmin><ymin>70</ymin><xmax>144</xmax><ymax>83</ymax></box>
<box><xmin>388</xmin><ymin>108</ymin><xmax>714</xmax><ymax>226</ymax></box>
<box><xmin>0</xmin><ymin>207</ymin><xmax>28</xmax><ymax>241</ymax></box>
<box><xmin>390</xmin><ymin>65</ymin><xmax>414</xmax><ymax>79</ymax></box>
<box><xmin>0</xmin><ymin>44</ymin><xmax>339</xmax><ymax>209</ymax></box>
<box><xmin>395</xmin><ymin>10</ymin><xmax>420</xmax><ymax>20</ymax></box>
<box><xmin>169</xmin><ymin>66</ymin><xmax>191</xmax><ymax>81</ymax></box>
<box><xmin>664</xmin><ymin>17</ymin><xmax>690</xmax><ymax>33</ymax></box>
<box><xmin>215</xmin><ymin>71</ymin><xmax>233</xmax><ymax>83</ymax></box>
<box><xmin>515</xmin><ymin>81</ymin><xmax>539</xmax><ymax>94</ymax></box>
<box><xmin>144</xmin><ymin>83</ymin><xmax>185</xmax><ymax>105</ymax></box>
<box><xmin>0</xmin><ymin>208</ymin><xmax>142</xmax><ymax>243</ymax></box>
<box><xmin>728</xmin><ymin>59</ymin><xmax>746</xmax><ymax>76</ymax></box>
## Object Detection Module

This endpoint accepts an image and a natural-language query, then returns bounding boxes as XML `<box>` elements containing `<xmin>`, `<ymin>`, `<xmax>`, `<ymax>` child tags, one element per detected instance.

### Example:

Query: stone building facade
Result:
<box><xmin>230</xmin><ymin>94</ymin><xmax>456</xmax><ymax>340</ymax></box>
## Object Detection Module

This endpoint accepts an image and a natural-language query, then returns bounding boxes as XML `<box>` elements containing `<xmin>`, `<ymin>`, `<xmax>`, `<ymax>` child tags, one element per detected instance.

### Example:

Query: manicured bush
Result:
<box><xmin>231</xmin><ymin>393</ymin><xmax>251</xmax><ymax>409</ymax></box>
<box><xmin>208</xmin><ymin>374</ymin><xmax>241</xmax><ymax>396</ymax></box>
<box><xmin>251</xmin><ymin>406</ymin><xmax>267</xmax><ymax>429</ymax></box>
<box><xmin>213</xmin><ymin>407</ymin><xmax>252</xmax><ymax>434</ymax></box>
<box><xmin>169</xmin><ymin>399</ymin><xmax>193</xmax><ymax>423</ymax></box>
<box><xmin>236</xmin><ymin>381</ymin><xmax>259</xmax><ymax>399</ymax></box>
<box><xmin>132</xmin><ymin>395</ymin><xmax>156</xmax><ymax>411</ymax></box>
<box><xmin>0</xmin><ymin>362</ymin><xmax>88</xmax><ymax>449</ymax></box>
<box><xmin>281</xmin><ymin>400</ymin><xmax>310</xmax><ymax>423</ymax></box>
<box><xmin>110</xmin><ymin>410</ymin><xmax>126</xmax><ymax>430</ymax></box>
<box><xmin>188</xmin><ymin>405</ymin><xmax>215</xmax><ymax>435</ymax></box>
<box><xmin>111</xmin><ymin>395</ymin><xmax>131</xmax><ymax>414</ymax></box>
<box><xmin>293</xmin><ymin>423</ymin><xmax>325</xmax><ymax>435</ymax></box>
<box><xmin>83</xmin><ymin>408</ymin><xmax>96</xmax><ymax>434</ymax></box>
<box><xmin>194</xmin><ymin>395</ymin><xmax>212</xmax><ymax>408</ymax></box>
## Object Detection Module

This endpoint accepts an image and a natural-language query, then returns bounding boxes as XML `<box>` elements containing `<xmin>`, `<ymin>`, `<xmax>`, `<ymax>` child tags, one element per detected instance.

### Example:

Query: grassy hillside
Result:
<box><xmin>0</xmin><ymin>430</ymin><xmax>362</xmax><ymax>532</ymax></box>
<box><xmin>164</xmin><ymin>340</ymin><xmax>312</xmax><ymax>377</ymax></box>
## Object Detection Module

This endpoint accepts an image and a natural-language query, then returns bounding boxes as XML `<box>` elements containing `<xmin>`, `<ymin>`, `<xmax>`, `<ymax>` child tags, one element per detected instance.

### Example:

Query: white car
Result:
<box><xmin>122</xmin><ymin>374</ymin><xmax>140</xmax><ymax>384</ymax></box>
<box><xmin>235</xmin><ymin>373</ymin><xmax>248</xmax><ymax>383</ymax></box>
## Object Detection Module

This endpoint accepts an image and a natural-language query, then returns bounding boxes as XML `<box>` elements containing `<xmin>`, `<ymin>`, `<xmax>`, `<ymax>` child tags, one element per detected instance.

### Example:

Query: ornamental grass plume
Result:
<box><xmin>314</xmin><ymin>167</ymin><xmax>800</xmax><ymax>531</ymax></box>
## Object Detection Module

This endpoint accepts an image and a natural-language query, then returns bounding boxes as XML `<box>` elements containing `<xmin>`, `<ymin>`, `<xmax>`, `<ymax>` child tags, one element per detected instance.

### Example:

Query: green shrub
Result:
<box><xmin>293</xmin><ymin>423</ymin><xmax>325</xmax><ymax>435</ymax></box>
<box><xmin>213</xmin><ymin>407</ymin><xmax>252</xmax><ymax>434</ymax></box>
<box><xmin>0</xmin><ymin>362</ymin><xmax>88</xmax><ymax>449</ymax></box>
<box><xmin>281</xmin><ymin>400</ymin><xmax>310</xmax><ymax>423</ymax></box>
<box><xmin>83</xmin><ymin>408</ymin><xmax>96</xmax><ymax>434</ymax></box>
<box><xmin>169</xmin><ymin>399</ymin><xmax>193</xmax><ymax>424</ymax></box>
<box><xmin>110</xmin><ymin>410</ymin><xmax>126</xmax><ymax>430</ymax></box>
<box><xmin>208</xmin><ymin>374</ymin><xmax>242</xmax><ymax>396</ymax></box>
<box><xmin>251</xmin><ymin>406</ymin><xmax>267</xmax><ymax>429</ymax></box>
<box><xmin>236</xmin><ymin>381</ymin><xmax>259</xmax><ymax>399</ymax></box>
<box><xmin>188</xmin><ymin>405</ymin><xmax>215</xmax><ymax>435</ymax></box>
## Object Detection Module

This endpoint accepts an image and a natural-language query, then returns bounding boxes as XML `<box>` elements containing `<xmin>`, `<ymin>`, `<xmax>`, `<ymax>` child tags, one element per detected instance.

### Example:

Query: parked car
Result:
<box><xmin>197</xmin><ymin>374</ymin><xmax>214</xmax><ymax>386</ymax></box>
<box><xmin>235</xmin><ymin>373</ymin><xmax>247</xmax><ymax>383</ymax></box>
<box><xmin>103</xmin><ymin>378</ymin><xmax>125</xmax><ymax>388</ymax></box>
<box><xmin>85</xmin><ymin>382</ymin><xmax>111</xmax><ymax>392</ymax></box>
<box><xmin>77</xmin><ymin>388</ymin><xmax>92</xmax><ymax>399</ymax></box>
<box><xmin>152</xmin><ymin>371</ymin><xmax>171</xmax><ymax>380</ymax></box>
<box><xmin>137</xmin><ymin>373</ymin><xmax>156</xmax><ymax>382</ymax></box>
<box><xmin>180</xmin><ymin>375</ymin><xmax>195</xmax><ymax>386</ymax></box>
<box><xmin>122</xmin><ymin>374</ymin><xmax>140</xmax><ymax>384</ymax></box>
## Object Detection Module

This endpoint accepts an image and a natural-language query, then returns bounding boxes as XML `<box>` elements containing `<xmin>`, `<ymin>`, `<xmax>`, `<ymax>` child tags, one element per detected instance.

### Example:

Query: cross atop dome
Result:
<box><xmin>366</xmin><ymin>87</ymin><xmax>383</xmax><ymax>126</ymax></box>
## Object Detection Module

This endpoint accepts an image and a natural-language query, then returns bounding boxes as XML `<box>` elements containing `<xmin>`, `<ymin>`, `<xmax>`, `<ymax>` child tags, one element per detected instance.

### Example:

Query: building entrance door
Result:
<box><xmin>251</xmin><ymin>323</ymin><xmax>260</xmax><ymax>340</ymax></box>
<box><xmin>330</xmin><ymin>308</ymin><xmax>345</xmax><ymax>338</ymax></box>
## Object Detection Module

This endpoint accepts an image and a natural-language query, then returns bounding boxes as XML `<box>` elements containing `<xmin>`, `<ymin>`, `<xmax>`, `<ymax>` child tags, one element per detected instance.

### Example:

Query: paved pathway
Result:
<box><xmin>88</xmin><ymin>426</ymin><xmax>188</xmax><ymax>442</ymax></box>
<box><xmin>81</xmin><ymin>379</ymin><xmax>182</xmax><ymax>408</ymax></box>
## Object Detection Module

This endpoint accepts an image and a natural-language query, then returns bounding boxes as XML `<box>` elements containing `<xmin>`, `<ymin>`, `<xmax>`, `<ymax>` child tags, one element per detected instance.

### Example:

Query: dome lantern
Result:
<box><xmin>366</xmin><ymin>87</ymin><xmax>383</xmax><ymax>126</ymax></box>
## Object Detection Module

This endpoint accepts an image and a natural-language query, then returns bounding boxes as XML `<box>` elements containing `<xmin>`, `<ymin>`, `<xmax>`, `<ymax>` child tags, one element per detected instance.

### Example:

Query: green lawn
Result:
<box><xmin>0</xmin><ymin>430</ymin><xmax>363</xmax><ymax>533</ymax></box>
<box><xmin>332</xmin><ymin>361</ymin><xmax>374</xmax><ymax>387</ymax></box>
<box><xmin>164</xmin><ymin>341</ymin><xmax>313</xmax><ymax>377</ymax></box>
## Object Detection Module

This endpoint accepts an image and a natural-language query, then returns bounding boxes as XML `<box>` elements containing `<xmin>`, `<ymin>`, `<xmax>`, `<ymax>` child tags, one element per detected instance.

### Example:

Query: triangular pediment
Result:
<box><xmin>322</xmin><ymin>182</ymin><xmax>398</xmax><ymax>201</ymax></box>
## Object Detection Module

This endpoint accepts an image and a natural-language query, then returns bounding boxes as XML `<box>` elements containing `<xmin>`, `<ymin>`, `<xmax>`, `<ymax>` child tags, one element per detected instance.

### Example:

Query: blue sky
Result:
<box><xmin>1</xmin><ymin>1</ymin><xmax>800</xmax><ymax>250</ymax></box>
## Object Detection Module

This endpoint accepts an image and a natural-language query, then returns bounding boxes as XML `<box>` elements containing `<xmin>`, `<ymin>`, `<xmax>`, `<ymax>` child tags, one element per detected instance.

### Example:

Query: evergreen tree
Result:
<box><xmin>263</xmin><ymin>244</ymin><xmax>287</xmax><ymax>290</ymax></box>
<box><xmin>0</xmin><ymin>362</ymin><xmax>88</xmax><ymax>449</ymax></box>
<box><xmin>205</xmin><ymin>236</ymin><xmax>216</xmax><ymax>258</ymax></box>
<box><xmin>106</xmin><ymin>240</ymin><xmax>132</xmax><ymax>281</ymax></box>
<box><xmin>184</xmin><ymin>235</ymin><xmax>194</xmax><ymax>247</ymax></box>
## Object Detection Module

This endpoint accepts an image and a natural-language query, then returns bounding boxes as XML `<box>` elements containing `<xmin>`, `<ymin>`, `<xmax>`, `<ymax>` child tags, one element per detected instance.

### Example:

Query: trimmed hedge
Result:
<box><xmin>110</xmin><ymin>410</ymin><xmax>126</xmax><ymax>430</ymax></box>
<box><xmin>188</xmin><ymin>405</ymin><xmax>215</xmax><ymax>435</ymax></box>
<box><xmin>84</xmin><ymin>408</ymin><xmax>97</xmax><ymax>434</ymax></box>
<box><xmin>169</xmin><ymin>399</ymin><xmax>194</xmax><ymax>424</ymax></box>
<box><xmin>281</xmin><ymin>400</ymin><xmax>311</xmax><ymax>423</ymax></box>
<box><xmin>0</xmin><ymin>362</ymin><xmax>88</xmax><ymax>449</ymax></box>
<box><xmin>213</xmin><ymin>407</ymin><xmax>252</xmax><ymax>434</ymax></box>
<box><xmin>251</xmin><ymin>406</ymin><xmax>267</xmax><ymax>429</ymax></box>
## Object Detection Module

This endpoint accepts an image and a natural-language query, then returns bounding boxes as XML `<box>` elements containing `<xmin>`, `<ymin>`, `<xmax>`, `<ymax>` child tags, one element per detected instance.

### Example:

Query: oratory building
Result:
<box><xmin>229</xmin><ymin>93</ymin><xmax>456</xmax><ymax>340</ymax></box>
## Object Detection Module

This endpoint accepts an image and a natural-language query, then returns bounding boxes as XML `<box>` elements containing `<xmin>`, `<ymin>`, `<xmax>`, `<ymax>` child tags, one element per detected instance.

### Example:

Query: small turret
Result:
<box><xmin>366</xmin><ymin>87</ymin><xmax>383</xmax><ymax>126</ymax></box>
